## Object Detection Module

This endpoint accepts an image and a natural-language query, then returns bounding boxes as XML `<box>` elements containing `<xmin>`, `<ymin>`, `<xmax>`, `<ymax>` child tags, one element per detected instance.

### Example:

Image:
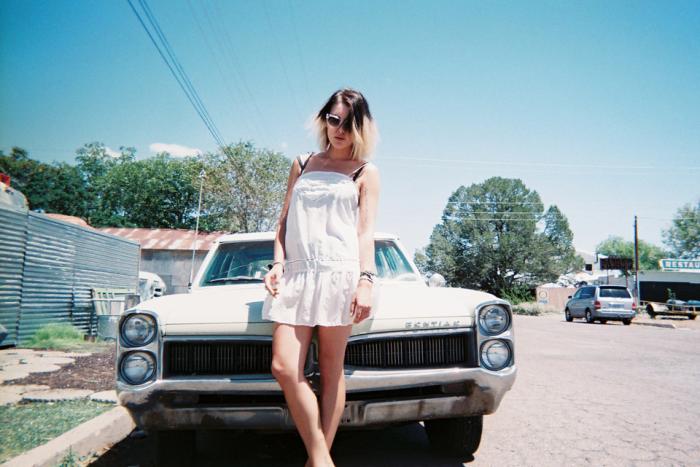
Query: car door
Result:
<box><xmin>570</xmin><ymin>288</ymin><xmax>583</xmax><ymax>316</ymax></box>
<box><xmin>579</xmin><ymin>287</ymin><xmax>595</xmax><ymax>314</ymax></box>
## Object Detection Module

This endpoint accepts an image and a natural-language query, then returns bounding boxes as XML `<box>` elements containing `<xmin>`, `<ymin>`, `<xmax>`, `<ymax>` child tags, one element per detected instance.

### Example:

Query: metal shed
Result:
<box><xmin>0</xmin><ymin>204</ymin><xmax>139</xmax><ymax>346</ymax></box>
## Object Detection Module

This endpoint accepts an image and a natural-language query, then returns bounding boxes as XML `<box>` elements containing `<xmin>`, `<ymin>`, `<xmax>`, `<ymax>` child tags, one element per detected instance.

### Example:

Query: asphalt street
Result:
<box><xmin>95</xmin><ymin>314</ymin><xmax>700</xmax><ymax>466</ymax></box>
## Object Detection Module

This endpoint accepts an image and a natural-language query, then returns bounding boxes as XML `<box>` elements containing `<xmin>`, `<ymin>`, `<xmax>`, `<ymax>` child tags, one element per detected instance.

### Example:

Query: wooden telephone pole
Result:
<box><xmin>634</xmin><ymin>215</ymin><xmax>640</xmax><ymax>305</ymax></box>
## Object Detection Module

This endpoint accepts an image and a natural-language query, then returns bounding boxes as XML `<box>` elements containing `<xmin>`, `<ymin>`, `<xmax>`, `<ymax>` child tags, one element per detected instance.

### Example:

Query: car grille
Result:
<box><xmin>162</xmin><ymin>330</ymin><xmax>477</xmax><ymax>377</ymax></box>
<box><xmin>163</xmin><ymin>341</ymin><xmax>275</xmax><ymax>377</ymax></box>
<box><xmin>344</xmin><ymin>330</ymin><xmax>477</xmax><ymax>369</ymax></box>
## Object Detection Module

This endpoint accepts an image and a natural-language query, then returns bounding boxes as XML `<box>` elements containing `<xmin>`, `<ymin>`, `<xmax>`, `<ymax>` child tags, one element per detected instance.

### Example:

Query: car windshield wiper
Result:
<box><xmin>207</xmin><ymin>276</ymin><xmax>263</xmax><ymax>283</ymax></box>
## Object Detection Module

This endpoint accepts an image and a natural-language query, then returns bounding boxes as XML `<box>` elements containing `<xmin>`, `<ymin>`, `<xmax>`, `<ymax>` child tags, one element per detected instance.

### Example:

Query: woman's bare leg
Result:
<box><xmin>271</xmin><ymin>323</ymin><xmax>333</xmax><ymax>467</ymax></box>
<box><xmin>317</xmin><ymin>324</ymin><xmax>353</xmax><ymax>450</ymax></box>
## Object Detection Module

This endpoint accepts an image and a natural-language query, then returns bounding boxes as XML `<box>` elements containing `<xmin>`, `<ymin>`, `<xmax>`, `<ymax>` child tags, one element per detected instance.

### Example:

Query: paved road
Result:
<box><xmin>94</xmin><ymin>314</ymin><xmax>700</xmax><ymax>466</ymax></box>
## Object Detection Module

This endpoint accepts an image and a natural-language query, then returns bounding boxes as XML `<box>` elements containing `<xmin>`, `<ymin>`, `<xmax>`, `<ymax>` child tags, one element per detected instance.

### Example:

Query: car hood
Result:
<box><xmin>135</xmin><ymin>282</ymin><xmax>501</xmax><ymax>336</ymax></box>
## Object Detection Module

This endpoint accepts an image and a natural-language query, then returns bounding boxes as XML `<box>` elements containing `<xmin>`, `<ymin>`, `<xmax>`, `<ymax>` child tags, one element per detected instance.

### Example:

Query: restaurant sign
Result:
<box><xmin>659</xmin><ymin>259</ymin><xmax>700</xmax><ymax>273</ymax></box>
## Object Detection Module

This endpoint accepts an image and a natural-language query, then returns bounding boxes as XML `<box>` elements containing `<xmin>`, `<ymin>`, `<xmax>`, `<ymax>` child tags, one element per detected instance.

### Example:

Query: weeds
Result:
<box><xmin>25</xmin><ymin>323</ymin><xmax>111</xmax><ymax>352</ymax></box>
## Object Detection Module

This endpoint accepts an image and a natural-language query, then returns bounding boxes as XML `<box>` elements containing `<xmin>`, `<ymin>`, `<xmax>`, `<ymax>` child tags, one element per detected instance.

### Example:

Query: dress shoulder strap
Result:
<box><xmin>350</xmin><ymin>161</ymin><xmax>370</xmax><ymax>181</ymax></box>
<box><xmin>297</xmin><ymin>152</ymin><xmax>314</xmax><ymax>175</ymax></box>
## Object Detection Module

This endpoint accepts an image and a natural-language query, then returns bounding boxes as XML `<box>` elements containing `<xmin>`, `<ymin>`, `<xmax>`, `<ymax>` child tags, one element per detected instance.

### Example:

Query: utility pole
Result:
<box><xmin>189</xmin><ymin>169</ymin><xmax>206</xmax><ymax>290</ymax></box>
<box><xmin>634</xmin><ymin>215</ymin><xmax>640</xmax><ymax>307</ymax></box>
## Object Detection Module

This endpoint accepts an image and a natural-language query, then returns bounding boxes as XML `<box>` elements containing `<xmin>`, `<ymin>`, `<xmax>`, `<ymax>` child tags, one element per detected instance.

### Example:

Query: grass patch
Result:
<box><xmin>0</xmin><ymin>399</ymin><xmax>113</xmax><ymax>463</ymax></box>
<box><xmin>512</xmin><ymin>302</ymin><xmax>560</xmax><ymax>316</ymax></box>
<box><xmin>24</xmin><ymin>323</ymin><xmax>112</xmax><ymax>352</ymax></box>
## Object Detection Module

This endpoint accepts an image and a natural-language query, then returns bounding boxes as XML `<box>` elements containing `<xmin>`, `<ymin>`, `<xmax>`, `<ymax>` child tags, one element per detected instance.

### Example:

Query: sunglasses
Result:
<box><xmin>325</xmin><ymin>113</ymin><xmax>352</xmax><ymax>131</ymax></box>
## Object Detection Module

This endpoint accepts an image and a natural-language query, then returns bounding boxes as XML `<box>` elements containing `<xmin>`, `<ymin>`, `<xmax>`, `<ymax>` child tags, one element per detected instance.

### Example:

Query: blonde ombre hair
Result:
<box><xmin>311</xmin><ymin>88</ymin><xmax>379</xmax><ymax>161</ymax></box>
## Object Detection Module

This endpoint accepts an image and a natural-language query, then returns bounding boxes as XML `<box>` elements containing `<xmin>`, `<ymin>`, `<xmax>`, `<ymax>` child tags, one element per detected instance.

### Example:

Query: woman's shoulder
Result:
<box><xmin>360</xmin><ymin>160</ymin><xmax>379</xmax><ymax>174</ymax></box>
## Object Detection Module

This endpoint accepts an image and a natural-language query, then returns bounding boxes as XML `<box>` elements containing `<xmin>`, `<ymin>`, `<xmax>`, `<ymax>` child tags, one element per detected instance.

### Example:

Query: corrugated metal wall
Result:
<box><xmin>0</xmin><ymin>206</ymin><xmax>27</xmax><ymax>346</ymax></box>
<box><xmin>0</xmin><ymin>206</ymin><xmax>139</xmax><ymax>346</ymax></box>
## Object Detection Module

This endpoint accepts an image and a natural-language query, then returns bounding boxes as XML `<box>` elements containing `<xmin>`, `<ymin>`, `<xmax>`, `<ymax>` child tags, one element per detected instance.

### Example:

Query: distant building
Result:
<box><xmin>99</xmin><ymin>228</ymin><xmax>226</xmax><ymax>295</ymax></box>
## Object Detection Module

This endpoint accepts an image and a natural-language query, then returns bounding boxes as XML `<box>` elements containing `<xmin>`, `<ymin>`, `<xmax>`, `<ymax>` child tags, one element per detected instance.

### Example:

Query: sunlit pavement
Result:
<box><xmin>94</xmin><ymin>314</ymin><xmax>700</xmax><ymax>466</ymax></box>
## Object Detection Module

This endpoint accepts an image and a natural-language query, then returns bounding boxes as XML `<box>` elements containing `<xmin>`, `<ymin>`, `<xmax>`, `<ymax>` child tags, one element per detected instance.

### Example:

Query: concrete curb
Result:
<box><xmin>3</xmin><ymin>405</ymin><xmax>135</xmax><ymax>467</ymax></box>
<box><xmin>632</xmin><ymin>321</ymin><xmax>676</xmax><ymax>329</ymax></box>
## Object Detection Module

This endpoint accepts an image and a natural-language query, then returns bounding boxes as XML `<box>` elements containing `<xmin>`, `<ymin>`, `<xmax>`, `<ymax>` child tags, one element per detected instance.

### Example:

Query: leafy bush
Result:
<box><xmin>511</xmin><ymin>302</ymin><xmax>559</xmax><ymax>316</ymax></box>
<box><xmin>26</xmin><ymin>323</ymin><xmax>86</xmax><ymax>350</ymax></box>
<box><xmin>500</xmin><ymin>286</ymin><xmax>534</xmax><ymax>305</ymax></box>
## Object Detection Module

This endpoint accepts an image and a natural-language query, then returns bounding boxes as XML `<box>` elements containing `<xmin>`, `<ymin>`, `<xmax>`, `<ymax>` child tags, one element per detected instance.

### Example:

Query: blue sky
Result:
<box><xmin>1</xmin><ymin>0</ymin><xmax>698</xmax><ymax>257</ymax></box>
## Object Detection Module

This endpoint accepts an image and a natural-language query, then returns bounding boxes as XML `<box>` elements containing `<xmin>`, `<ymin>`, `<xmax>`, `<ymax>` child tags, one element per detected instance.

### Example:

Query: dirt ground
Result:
<box><xmin>4</xmin><ymin>346</ymin><xmax>116</xmax><ymax>392</ymax></box>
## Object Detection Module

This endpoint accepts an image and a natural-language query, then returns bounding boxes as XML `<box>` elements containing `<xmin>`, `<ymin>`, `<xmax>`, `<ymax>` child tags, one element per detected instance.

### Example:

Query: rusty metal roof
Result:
<box><xmin>98</xmin><ymin>227</ymin><xmax>226</xmax><ymax>251</ymax></box>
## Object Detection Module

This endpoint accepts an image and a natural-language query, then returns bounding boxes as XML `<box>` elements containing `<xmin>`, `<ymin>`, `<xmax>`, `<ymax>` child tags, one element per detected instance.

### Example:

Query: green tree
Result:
<box><xmin>93</xmin><ymin>153</ymin><xmax>202</xmax><ymax>228</ymax></box>
<box><xmin>421</xmin><ymin>177</ymin><xmax>581</xmax><ymax>296</ymax></box>
<box><xmin>664</xmin><ymin>201</ymin><xmax>700</xmax><ymax>259</ymax></box>
<box><xmin>75</xmin><ymin>142</ymin><xmax>134</xmax><ymax>223</ymax></box>
<box><xmin>0</xmin><ymin>147</ymin><xmax>89</xmax><ymax>216</ymax></box>
<box><xmin>201</xmin><ymin>142</ymin><xmax>291</xmax><ymax>232</ymax></box>
<box><xmin>595</xmin><ymin>236</ymin><xmax>667</xmax><ymax>271</ymax></box>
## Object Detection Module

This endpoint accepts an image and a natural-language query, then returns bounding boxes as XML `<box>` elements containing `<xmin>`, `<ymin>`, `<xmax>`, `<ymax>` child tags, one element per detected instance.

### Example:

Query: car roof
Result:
<box><xmin>215</xmin><ymin>231</ymin><xmax>400</xmax><ymax>244</ymax></box>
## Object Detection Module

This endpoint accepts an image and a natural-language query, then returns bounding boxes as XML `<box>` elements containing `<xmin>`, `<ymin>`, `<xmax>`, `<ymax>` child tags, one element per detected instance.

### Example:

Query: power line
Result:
<box><xmin>186</xmin><ymin>0</ymin><xmax>261</xmax><ymax>141</ymax></box>
<box><xmin>638</xmin><ymin>216</ymin><xmax>698</xmax><ymax>221</ymax></box>
<box><xmin>202</xmin><ymin>0</ymin><xmax>268</xmax><ymax>141</ymax></box>
<box><xmin>446</xmin><ymin>201</ymin><xmax>543</xmax><ymax>205</ymax></box>
<box><xmin>127</xmin><ymin>0</ymin><xmax>225</xmax><ymax>148</ymax></box>
<box><xmin>286</xmin><ymin>0</ymin><xmax>312</xmax><ymax>104</ymax></box>
<box><xmin>137</xmin><ymin>0</ymin><xmax>224</xmax><ymax>146</ymax></box>
<box><xmin>381</xmin><ymin>156</ymin><xmax>700</xmax><ymax>172</ymax></box>
<box><xmin>262</xmin><ymin>0</ymin><xmax>303</xmax><ymax>117</ymax></box>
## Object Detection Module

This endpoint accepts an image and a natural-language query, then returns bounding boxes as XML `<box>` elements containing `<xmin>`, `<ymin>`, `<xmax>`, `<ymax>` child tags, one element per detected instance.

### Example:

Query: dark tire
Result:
<box><xmin>425</xmin><ymin>415</ymin><xmax>483</xmax><ymax>459</ymax></box>
<box><xmin>155</xmin><ymin>430</ymin><xmax>195</xmax><ymax>467</ymax></box>
<box><xmin>585</xmin><ymin>310</ymin><xmax>594</xmax><ymax>324</ymax></box>
<box><xmin>688</xmin><ymin>314</ymin><xmax>697</xmax><ymax>320</ymax></box>
<box><xmin>622</xmin><ymin>318</ymin><xmax>632</xmax><ymax>325</ymax></box>
<box><xmin>600</xmin><ymin>319</ymin><xmax>607</xmax><ymax>324</ymax></box>
<box><xmin>646</xmin><ymin>306</ymin><xmax>656</xmax><ymax>319</ymax></box>
<box><xmin>565</xmin><ymin>308</ymin><xmax>573</xmax><ymax>322</ymax></box>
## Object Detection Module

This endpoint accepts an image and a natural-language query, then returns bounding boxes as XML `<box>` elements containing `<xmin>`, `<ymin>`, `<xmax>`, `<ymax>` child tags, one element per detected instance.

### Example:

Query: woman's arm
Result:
<box><xmin>265</xmin><ymin>158</ymin><xmax>302</xmax><ymax>296</ymax></box>
<box><xmin>273</xmin><ymin>158</ymin><xmax>302</xmax><ymax>261</ymax></box>
<box><xmin>356</xmin><ymin>163</ymin><xmax>380</xmax><ymax>272</ymax></box>
<box><xmin>351</xmin><ymin>163</ymin><xmax>380</xmax><ymax>323</ymax></box>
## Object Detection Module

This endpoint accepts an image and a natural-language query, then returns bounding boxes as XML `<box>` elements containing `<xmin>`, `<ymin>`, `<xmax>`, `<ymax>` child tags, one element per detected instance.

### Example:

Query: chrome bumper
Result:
<box><xmin>118</xmin><ymin>365</ymin><xmax>517</xmax><ymax>430</ymax></box>
<box><xmin>593</xmin><ymin>309</ymin><xmax>635</xmax><ymax>319</ymax></box>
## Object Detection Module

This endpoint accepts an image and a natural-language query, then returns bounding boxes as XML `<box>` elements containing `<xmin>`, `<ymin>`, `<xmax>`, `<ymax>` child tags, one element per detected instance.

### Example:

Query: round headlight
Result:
<box><xmin>120</xmin><ymin>351</ymin><xmax>156</xmax><ymax>385</ymax></box>
<box><xmin>121</xmin><ymin>314</ymin><xmax>156</xmax><ymax>347</ymax></box>
<box><xmin>480</xmin><ymin>340</ymin><xmax>511</xmax><ymax>371</ymax></box>
<box><xmin>479</xmin><ymin>305</ymin><xmax>510</xmax><ymax>335</ymax></box>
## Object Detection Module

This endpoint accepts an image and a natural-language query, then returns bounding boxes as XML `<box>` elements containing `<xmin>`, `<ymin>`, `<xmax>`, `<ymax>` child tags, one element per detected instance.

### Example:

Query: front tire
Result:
<box><xmin>155</xmin><ymin>430</ymin><xmax>195</xmax><ymax>467</ymax></box>
<box><xmin>622</xmin><ymin>318</ymin><xmax>632</xmax><ymax>325</ymax></box>
<box><xmin>425</xmin><ymin>415</ymin><xmax>483</xmax><ymax>458</ymax></box>
<box><xmin>585</xmin><ymin>310</ymin><xmax>594</xmax><ymax>324</ymax></box>
<box><xmin>565</xmin><ymin>308</ymin><xmax>573</xmax><ymax>322</ymax></box>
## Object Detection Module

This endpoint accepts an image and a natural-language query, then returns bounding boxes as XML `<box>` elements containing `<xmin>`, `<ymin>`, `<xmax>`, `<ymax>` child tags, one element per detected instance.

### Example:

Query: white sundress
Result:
<box><xmin>262</xmin><ymin>152</ymin><xmax>372</xmax><ymax>326</ymax></box>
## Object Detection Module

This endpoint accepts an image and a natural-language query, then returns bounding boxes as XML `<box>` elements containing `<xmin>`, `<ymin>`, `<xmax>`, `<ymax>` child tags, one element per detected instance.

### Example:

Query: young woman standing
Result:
<box><xmin>262</xmin><ymin>88</ymin><xmax>380</xmax><ymax>466</ymax></box>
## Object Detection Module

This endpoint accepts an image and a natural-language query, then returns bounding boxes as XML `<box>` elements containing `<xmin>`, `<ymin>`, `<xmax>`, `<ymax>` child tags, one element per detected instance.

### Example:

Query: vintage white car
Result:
<box><xmin>116</xmin><ymin>232</ymin><xmax>516</xmax><ymax>463</ymax></box>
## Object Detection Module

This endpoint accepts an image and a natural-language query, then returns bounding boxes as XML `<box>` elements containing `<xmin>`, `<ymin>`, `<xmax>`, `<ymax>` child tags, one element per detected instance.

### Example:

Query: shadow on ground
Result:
<box><xmin>92</xmin><ymin>423</ymin><xmax>473</xmax><ymax>466</ymax></box>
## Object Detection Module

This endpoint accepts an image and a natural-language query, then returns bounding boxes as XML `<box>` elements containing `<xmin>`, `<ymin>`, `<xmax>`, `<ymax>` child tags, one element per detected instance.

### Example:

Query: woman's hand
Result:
<box><xmin>264</xmin><ymin>263</ymin><xmax>284</xmax><ymax>298</ymax></box>
<box><xmin>350</xmin><ymin>280</ymin><xmax>373</xmax><ymax>323</ymax></box>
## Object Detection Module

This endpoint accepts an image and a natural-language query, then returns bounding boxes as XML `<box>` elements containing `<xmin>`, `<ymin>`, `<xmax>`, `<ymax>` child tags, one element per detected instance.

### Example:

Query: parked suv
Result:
<box><xmin>564</xmin><ymin>285</ymin><xmax>635</xmax><ymax>325</ymax></box>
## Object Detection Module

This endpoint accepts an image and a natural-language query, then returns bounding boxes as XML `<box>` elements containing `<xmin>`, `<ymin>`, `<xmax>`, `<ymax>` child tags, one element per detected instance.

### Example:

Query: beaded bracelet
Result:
<box><xmin>359</xmin><ymin>270</ymin><xmax>376</xmax><ymax>284</ymax></box>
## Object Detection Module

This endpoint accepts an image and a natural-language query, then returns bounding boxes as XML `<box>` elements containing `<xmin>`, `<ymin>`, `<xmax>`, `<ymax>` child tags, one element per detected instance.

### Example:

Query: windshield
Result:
<box><xmin>599</xmin><ymin>287</ymin><xmax>631</xmax><ymax>298</ymax></box>
<box><xmin>200</xmin><ymin>239</ymin><xmax>418</xmax><ymax>287</ymax></box>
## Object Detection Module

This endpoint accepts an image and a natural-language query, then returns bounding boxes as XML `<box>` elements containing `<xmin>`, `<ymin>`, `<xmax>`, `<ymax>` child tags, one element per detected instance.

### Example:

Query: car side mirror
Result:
<box><xmin>124</xmin><ymin>294</ymin><xmax>141</xmax><ymax>310</ymax></box>
<box><xmin>428</xmin><ymin>273</ymin><xmax>446</xmax><ymax>288</ymax></box>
